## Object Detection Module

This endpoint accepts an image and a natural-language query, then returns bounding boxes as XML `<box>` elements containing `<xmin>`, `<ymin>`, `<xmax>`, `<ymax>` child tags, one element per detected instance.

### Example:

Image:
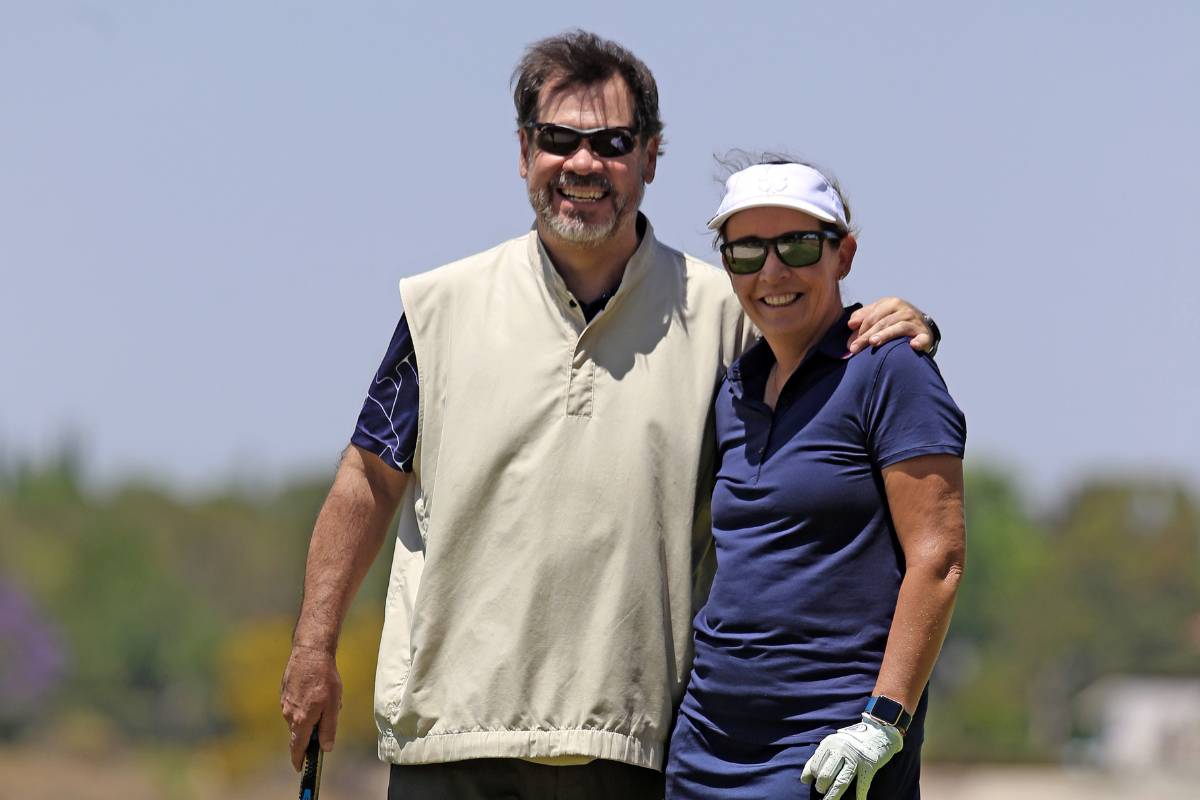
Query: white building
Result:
<box><xmin>1077</xmin><ymin>675</ymin><xmax>1200</xmax><ymax>774</ymax></box>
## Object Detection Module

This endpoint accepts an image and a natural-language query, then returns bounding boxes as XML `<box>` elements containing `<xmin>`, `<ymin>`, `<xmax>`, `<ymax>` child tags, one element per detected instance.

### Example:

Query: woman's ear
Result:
<box><xmin>838</xmin><ymin>233</ymin><xmax>858</xmax><ymax>279</ymax></box>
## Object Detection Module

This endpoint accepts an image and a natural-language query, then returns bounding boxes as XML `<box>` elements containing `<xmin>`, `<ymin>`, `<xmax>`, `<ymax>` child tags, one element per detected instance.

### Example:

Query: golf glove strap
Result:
<box><xmin>800</xmin><ymin>714</ymin><xmax>904</xmax><ymax>800</ymax></box>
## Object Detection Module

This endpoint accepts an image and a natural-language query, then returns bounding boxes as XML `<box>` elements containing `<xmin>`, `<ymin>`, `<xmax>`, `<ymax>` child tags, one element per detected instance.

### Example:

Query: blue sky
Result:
<box><xmin>2</xmin><ymin>1</ymin><xmax>1196</xmax><ymax>502</ymax></box>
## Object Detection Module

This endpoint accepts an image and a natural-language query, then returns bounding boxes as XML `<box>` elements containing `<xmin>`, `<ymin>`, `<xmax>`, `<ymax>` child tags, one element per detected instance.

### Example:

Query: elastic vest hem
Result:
<box><xmin>377</xmin><ymin>727</ymin><xmax>664</xmax><ymax>771</ymax></box>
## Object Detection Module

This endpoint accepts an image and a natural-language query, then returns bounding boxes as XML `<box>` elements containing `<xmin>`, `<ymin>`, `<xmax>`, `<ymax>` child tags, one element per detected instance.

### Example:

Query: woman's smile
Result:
<box><xmin>761</xmin><ymin>292</ymin><xmax>801</xmax><ymax>307</ymax></box>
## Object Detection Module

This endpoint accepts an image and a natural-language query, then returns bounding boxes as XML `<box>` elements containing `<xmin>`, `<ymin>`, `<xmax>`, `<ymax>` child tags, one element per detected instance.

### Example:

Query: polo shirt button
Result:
<box><xmin>568</xmin><ymin>300</ymin><xmax>577</xmax><ymax>307</ymax></box>
<box><xmin>757</xmin><ymin>446</ymin><xmax>766</xmax><ymax>457</ymax></box>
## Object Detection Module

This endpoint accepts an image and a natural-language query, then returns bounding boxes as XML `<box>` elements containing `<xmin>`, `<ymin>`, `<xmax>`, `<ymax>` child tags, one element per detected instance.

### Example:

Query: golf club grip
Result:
<box><xmin>299</xmin><ymin>729</ymin><xmax>323</xmax><ymax>800</ymax></box>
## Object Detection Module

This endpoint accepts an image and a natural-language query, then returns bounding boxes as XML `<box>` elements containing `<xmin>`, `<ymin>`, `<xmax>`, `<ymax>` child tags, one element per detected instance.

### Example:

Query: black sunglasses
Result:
<box><xmin>720</xmin><ymin>230</ymin><xmax>842</xmax><ymax>275</ymax></box>
<box><xmin>528</xmin><ymin>123</ymin><xmax>640</xmax><ymax>158</ymax></box>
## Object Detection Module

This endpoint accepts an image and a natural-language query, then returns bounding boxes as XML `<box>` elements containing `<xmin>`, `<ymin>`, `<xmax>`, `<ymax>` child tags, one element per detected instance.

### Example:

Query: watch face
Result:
<box><xmin>866</xmin><ymin>696</ymin><xmax>910</xmax><ymax>732</ymax></box>
<box><xmin>867</xmin><ymin>696</ymin><xmax>897</xmax><ymax>720</ymax></box>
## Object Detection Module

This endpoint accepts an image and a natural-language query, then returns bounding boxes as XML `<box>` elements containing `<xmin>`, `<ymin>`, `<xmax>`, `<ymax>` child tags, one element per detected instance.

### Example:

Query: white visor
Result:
<box><xmin>707</xmin><ymin>163</ymin><xmax>848</xmax><ymax>232</ymax></box>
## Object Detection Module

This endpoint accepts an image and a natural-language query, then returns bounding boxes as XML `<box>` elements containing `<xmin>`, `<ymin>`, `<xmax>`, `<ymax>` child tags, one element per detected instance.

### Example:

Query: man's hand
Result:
<box><xmin>848</xmin><ymin>298</ymin><xmax>936</xmax><ymax>355</ymax></box>
<box><xmin>281</xmin><ymin>644</ymin><xmax>343</xmax><ymax>771</ymax></box>
<box><xmin>800</xmin><ymin>714</ymin><xmax>903</xmax><ymax>800</ymax></box>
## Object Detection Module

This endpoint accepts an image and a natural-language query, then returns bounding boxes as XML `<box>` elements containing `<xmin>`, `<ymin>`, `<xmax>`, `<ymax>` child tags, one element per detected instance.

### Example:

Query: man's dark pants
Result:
<box><xmin>388</xmin><ymin>758</ymin><xmax>665</xmax><ymax>799</ymax></box>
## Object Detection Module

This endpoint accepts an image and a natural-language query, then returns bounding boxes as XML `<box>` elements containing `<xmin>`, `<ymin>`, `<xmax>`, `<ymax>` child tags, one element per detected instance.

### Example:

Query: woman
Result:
<box><xmin>666</xmin><ymin>160</ymin><xmax>966</xmax><ymax>799</ymax></box>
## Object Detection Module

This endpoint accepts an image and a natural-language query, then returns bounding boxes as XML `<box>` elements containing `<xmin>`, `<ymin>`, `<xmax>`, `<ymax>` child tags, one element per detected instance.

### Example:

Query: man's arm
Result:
<box><xmin>281</xmin><ymin>444</ymin><xmax>409</xmax><ymax>771</ymax></box>
<box><xmin>848</xmin><ymin>298</ymin><xmax>939</xmax><ymax>355</ymax></box>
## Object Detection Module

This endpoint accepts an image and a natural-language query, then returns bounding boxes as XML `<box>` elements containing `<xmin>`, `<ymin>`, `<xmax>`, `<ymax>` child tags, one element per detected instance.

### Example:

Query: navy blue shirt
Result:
<box><xmin>351</xmin><ymin>289</ymin><xmax>620</xmax><ymax>473</ymax></box>
<box><xmin>680</xmin><ymin>306</ymin><xmax>966</xmax><ymax>748</ymax></box>
<box><xmin>351</xmin><ymin>315</ymin><xmax>420</xmax><ymax>472</ymax></box>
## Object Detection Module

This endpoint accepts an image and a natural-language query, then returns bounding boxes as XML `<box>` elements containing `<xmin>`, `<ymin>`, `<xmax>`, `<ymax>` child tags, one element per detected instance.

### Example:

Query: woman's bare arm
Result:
<box><xmin>873</xmin><ymin>453</ymin><xmax>966</xmax><ymax>712</ymax></box>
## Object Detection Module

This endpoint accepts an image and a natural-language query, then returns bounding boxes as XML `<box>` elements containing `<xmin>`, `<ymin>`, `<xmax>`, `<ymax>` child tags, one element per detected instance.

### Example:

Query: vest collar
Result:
<box><xmin>527</xmin><ymin>213</ymin><xmax>657</xmax><ymax>315</ymax></box>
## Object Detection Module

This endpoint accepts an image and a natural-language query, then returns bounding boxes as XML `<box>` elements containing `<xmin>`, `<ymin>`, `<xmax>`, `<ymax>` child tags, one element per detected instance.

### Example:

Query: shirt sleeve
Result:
<box><xmin>350</xmin><ymin>315</ymin><xmax>419</xmax><ymax>472</ymax></box>
<box><xmin>865</xmin><ymin>342</ymin><xmax>966</xmax><ymax>469</ymax></box>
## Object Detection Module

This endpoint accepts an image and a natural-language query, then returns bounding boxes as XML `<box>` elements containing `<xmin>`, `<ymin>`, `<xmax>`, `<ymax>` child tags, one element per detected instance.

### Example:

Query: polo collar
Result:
<box><xmin>813</xmin><ymin>303</ymin><xmax>861</xmax><ymax>360</ymax></box>
<box><xmin>727</xmin><ymin>303</ymin><xmax>862</xmax><ymax>399</ymax></box>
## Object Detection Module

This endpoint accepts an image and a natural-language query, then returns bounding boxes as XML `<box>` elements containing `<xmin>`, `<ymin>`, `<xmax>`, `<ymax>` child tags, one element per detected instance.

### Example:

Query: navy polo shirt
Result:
<box><xmin>351</xmin><ymin>315</ymin><xmax>420</xmax><ymax>472</ymax></box>
<box><xmin>679</xmin><ymin>305</ymin><xmax>966</xmax><ymax>748</ymax></box>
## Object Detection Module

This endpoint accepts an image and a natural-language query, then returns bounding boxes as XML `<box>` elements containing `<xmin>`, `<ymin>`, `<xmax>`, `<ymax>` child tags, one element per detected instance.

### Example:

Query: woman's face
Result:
<box><xmin>723</xmin><ymin>206</ymin><xmax>856</xmax><ymax>349</ymax></box>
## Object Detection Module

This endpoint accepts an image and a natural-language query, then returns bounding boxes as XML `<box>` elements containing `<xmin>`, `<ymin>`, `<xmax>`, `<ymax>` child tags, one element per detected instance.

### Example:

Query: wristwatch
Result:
<box><xmin>921</xmin><ymin>313</ymin><xmax>941</xmax><ymax>358</ymax></box>
<box><xmin>865</xmin><ymin>695</ymin><xmax>912</xmax><ymax>736</ymax></box>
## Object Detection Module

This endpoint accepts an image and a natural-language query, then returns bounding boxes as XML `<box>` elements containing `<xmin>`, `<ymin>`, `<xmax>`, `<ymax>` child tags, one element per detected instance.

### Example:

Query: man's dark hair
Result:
<box><xmin>511</xmin><ymin>30</ymin><xmax>665</xmax><ymax>155</ymax></box>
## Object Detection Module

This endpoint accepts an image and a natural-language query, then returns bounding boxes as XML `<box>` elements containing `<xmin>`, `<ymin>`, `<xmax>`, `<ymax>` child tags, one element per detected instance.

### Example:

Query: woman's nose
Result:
<box><xmin>758</xmin><ymin>249</ymin><xmax>791</xmax><ymax>281</ymax></box>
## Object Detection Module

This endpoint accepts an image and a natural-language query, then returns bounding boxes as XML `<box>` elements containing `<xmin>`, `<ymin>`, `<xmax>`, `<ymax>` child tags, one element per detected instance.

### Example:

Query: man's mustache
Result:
<box><xmin>556</xmin><ymin>173</ymin><xmax>612</xmax><ymax>192</ymax></box>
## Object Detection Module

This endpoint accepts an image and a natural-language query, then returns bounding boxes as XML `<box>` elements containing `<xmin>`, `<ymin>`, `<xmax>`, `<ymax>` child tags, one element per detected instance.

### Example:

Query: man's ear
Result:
<box><xmin>641</xmin><ymin>136</ymin><xmax>660</xmax><ymax>184</ymax></box>
<box><xmin>518</xmin><ymin>128</ymin><xmax>530</xmax><ymax>179</ymax></box>
<box><xmin>838</xmin><ymin>233</ymin><xmax>857</xmax><ymax>279</ymax></box>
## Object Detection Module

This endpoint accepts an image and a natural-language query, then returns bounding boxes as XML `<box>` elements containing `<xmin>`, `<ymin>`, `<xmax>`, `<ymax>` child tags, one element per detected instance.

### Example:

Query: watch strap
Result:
<box><xmin>921</xmin><ymin>313</ymin><xmax>941</xmax><ymax>358</ymax></box>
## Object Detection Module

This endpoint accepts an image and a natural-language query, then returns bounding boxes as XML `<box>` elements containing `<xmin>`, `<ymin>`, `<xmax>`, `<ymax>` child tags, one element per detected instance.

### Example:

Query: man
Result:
<box><xmin>281</xmin><ymin>30</ymin><xmax>937</xmax><ymax>798</ymax></box>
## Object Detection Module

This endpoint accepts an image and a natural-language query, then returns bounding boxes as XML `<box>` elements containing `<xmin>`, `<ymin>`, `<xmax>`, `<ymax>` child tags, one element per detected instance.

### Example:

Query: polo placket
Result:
<box><xmin>532</xmin><ymin>232</ymin><xmax>647</xmax><ymax>422</ymax></box>
<box><xmin>728</xmin><ymin>357</ymin><xmax>774</xmax><ymax>482</ymax></box>
<box><xmin>533</xmin><ymin>238</ymin><xmax>597</xmax><ymax>420</ymax></box>
<box><xmin>567</xmin><ymin>340</ymin><xmax>595</xmax><ymax>418</ymax></box>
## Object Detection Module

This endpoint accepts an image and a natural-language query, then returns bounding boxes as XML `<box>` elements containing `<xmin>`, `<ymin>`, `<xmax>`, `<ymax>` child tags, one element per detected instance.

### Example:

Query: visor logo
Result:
<box><xmin>756</xmin><ymin>174</ymin><xmax>789</xmax><ymax>194</ymax></box>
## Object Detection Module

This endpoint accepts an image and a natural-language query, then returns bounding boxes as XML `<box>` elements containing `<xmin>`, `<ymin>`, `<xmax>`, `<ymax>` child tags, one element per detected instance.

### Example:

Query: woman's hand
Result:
<box><xmin>801</xmin><ymin>715</ymin><xmax>904</xmax><ymax>799</ymax></box>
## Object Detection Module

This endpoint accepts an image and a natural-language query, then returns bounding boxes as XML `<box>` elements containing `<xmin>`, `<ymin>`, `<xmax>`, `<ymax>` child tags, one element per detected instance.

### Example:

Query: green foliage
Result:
<box><xmin>1036</xmin><ymin>482</ymin><xmax>1200</xmax><ymax>699</ymax></box>
<box><xmin>0</xmin><ymin>460</ymin><xmax>388</xmax><ymax>756</ymax></box>
<box><xmin>924</xmin><ymin>472</ymin><xmax>1200</xmax><ymax>761</ymax></box>
<box><xmin>923</xmin><ymin>468</ymin><xmax>1054</xmax><ymax>761</ymax></box>
<box><xmin>2</xmin><ymin>456</ymin><xmax>1197</xmax><ymax>767</ymax></box>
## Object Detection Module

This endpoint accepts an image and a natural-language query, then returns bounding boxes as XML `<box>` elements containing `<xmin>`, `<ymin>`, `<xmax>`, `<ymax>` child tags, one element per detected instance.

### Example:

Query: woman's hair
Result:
<box><xmin>511</xmin><ymin>30</ymin><xmax>665</xmax><ymax>155</ymax></box>
<box><xmin>712</xmin><ymin>150</ymin><xmax>857</xmax><ymax>248</ymax></box>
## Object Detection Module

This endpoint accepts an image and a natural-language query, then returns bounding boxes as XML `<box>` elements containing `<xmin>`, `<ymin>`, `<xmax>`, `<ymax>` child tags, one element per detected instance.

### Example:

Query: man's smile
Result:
<box><xmin>557</xmin><ymin>186</ymin><xmax>609</xmax><ymax>202</ymax></box>
<box><xmin>555</xmin><ymin>174</ymin><xmax>612</xmax><ymax>204</ymax></box>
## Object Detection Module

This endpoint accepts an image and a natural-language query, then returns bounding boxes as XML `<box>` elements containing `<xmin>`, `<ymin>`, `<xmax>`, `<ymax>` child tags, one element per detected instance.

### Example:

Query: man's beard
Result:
<box><xmin>528</xmin><ymin>171</ymin><xmax>644</xmax><ymax>248</ymax></box>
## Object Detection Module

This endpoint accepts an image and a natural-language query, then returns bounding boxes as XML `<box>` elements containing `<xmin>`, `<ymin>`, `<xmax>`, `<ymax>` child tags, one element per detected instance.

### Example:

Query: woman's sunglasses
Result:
<box><xmin>529</xmin><ymin>123</ymin><xmax>640</xmax><ymax>158</ymax></box>
<box><xmin>719</xmin><ymin>230</ymin><xmax>842</xmax><ymax>275</ymax></box>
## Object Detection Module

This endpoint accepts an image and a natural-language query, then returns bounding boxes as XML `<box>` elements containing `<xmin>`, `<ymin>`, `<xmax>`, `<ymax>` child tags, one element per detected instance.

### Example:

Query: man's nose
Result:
<box><xmin>562</xmin><ymin>143</ymin><xmax>604</xmax><ymax>174</ymax></box>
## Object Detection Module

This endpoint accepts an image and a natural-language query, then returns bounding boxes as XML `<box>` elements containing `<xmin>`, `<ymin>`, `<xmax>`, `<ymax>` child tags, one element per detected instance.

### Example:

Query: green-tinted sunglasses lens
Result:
<box><xmin>776</xmin><ymin>235</ymin><xmax>823</xmax><ymax>267</ymax></box>
<box><xmin>724</xmin><ymin>242</ymin><xmax>768</xmax><ymax>274</ymax></box>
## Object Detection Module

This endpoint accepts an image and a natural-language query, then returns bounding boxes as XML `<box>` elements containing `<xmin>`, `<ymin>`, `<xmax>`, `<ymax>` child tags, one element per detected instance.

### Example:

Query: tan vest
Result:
<box><xmin>374</xmin><ymin>221</ymin><xmax>754</xmax><ymax>769</ymax></box>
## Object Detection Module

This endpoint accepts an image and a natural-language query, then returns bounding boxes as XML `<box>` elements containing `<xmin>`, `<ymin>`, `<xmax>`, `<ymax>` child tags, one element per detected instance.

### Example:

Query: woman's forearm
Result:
<box><xmin>873</xmin><ymin>556</ymin><xmax>963</xmax><ymax>710</ymax></box>
<box><xmin>875</xmin><ymin>454</ymin><xmax>966</xmax><ymax>712</ymax></box>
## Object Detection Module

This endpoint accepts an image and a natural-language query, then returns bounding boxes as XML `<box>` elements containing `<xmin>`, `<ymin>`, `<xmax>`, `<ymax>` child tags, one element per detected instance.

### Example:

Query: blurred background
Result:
<box><xmin>2</xmin><ymin>1</ymin><xmax>1197</xmax><ymax>797</ymax></box>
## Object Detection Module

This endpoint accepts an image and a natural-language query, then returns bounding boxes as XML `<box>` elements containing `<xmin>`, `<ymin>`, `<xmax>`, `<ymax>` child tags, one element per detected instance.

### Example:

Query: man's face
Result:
<box><xmin>519</xmin><ymin>74</ymin><xmax>658</xmax><ymax>248</ymax></box>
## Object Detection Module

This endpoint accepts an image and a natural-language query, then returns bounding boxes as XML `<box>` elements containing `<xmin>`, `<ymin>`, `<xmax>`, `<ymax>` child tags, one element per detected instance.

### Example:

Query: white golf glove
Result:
<box><xmin>800</xmin><ymin>714</ymin><xmax>903</xmax><ymax>800</ymax></box>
